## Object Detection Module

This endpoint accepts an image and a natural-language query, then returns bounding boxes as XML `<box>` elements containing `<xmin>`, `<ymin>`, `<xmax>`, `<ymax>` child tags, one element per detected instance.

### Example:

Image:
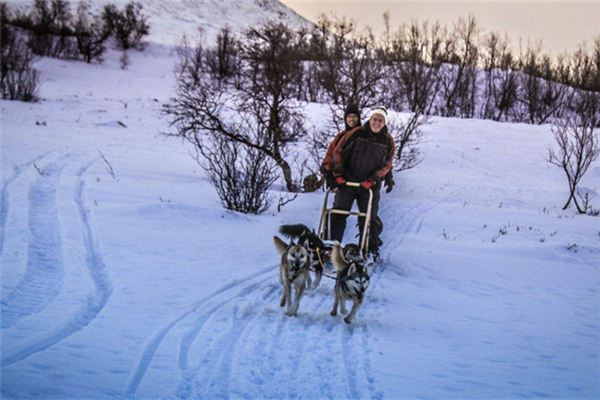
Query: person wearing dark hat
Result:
<box><xmin>329</xmin><ymin>106</ymin><xmax>395</xmax><ymax>259</ymax></box>
<box><xmin>321</xmin><ymin>103</ymin><xmax>362</xmax><ymax>189</ymax></box>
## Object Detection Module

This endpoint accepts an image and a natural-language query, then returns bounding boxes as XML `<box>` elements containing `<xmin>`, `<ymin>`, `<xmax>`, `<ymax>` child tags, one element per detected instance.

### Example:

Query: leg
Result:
<box><xmin>330</xmin><ymin>287</ymin><xmax>339</xmax><ymax>316</ymax></box>
<box><xmin>289</xmin><ymin>279</ymin><xmax>306</xmax><ymax>316</ymax></box>
<box><xmin>340</xmin><ymin>296</ymin><xmax>348</xmax><ymax>315</ymax></box>
<box><xmin>329</xmin><ymin>187</ymin><xmax>356</xmax><ymax>242</ymax></box>
<box><xmin>344</xmin><ymin>298</ymin><xmax>362</xmax><ymax>324</ymax></box>
<box><xmin>279</xmin><ymin>273</ymin><xmax>287</xmax><ymax>307</ymax></box>
<box><xmin>282</xmin><ymin>281</ymin><xmax>292</xmax><ymax>313</ymax></box>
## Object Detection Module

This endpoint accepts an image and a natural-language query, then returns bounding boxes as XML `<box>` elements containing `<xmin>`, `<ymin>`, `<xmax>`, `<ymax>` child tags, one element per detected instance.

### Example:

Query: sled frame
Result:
<box><xmin>317</xmin><ymin>182</ymin><xmax>374</xmax><ymax>257</ymax></box>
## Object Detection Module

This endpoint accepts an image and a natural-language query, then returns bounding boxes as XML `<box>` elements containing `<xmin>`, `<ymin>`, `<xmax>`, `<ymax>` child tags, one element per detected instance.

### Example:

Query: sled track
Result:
<box><xmin>127</xmin><ymin>199</ymin><xmax>438</xmax><ymax>399</ymax></box>
<box><xmin>176</xmin><ymin>281</ymin><xmax>280</xmax><ymax>399</ymax></box>
<box><xmin>0</xmin><ymin>152</ymin><xmax>51</xmax><ymax>258</ymax></box>
<box><xmin>172</xmin><ymin>261</ymin><xmax>385</xmax><ymax>399</ymax></box>
<box><xmin>1</xmin><ymin>156</ymin><xmax>68</xmax><ymax>329</ymax></box>
<box><xmin>1</xmin><ymin>158</ymin><xmax>113</xmax><ymax>367</ymax></box>
<box><xmin>124</xmin><ymin>265</ymin><xmax>277</xmax><ymax>396</ymax></box>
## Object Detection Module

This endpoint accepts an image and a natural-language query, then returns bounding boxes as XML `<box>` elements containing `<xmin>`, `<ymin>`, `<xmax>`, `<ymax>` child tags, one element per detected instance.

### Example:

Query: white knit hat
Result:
<box><xmin>368</xmin><ymin>106</ymin><xmax>388</xmax><ymax>125</ymax></box>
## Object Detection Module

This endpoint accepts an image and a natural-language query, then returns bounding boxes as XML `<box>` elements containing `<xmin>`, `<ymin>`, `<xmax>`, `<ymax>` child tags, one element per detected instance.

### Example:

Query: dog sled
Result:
<box><xmin>317</xmin><ymin>181</ymin><xmax>375</xmax><ymax>262</ymax></box>
<box><xmin>273</xmin><ymin>181</ymin><xmax>374</xmax><ymax>323</ymax></box>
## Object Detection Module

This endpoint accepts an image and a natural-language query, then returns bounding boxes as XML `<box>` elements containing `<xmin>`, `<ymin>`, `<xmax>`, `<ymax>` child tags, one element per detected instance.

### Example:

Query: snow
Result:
<box><xmin>7</xmin><ymin>0</ymin><xmax>311</xmax><ymax>46</ymax></box>
<box><xmin>2</xmin><ymin>21</ymin><xmax>600</xmax><ymax>400</ymax></box>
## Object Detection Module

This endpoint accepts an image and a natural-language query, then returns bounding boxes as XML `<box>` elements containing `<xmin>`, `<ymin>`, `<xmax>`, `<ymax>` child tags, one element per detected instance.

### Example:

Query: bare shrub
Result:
<box><xmin>197</xmin><ymin>134</ymin><xmax>277</xmax><ymax>214</ymax></box>
<box><xmin>387</xmin><ymin>111</ymin><xmax>427</xmax><ymax>171</ymax></box>
<box><xmin>26</xmin><ymin>0</ymin><xmax>78</xmax><ymax>58</ymax></box>
<box><xmin>74</xmin><ymin>2</ymin><xmax>109</xmax><ymax>63</ymax></box>
<box><xmin>1</xmin><ymin>19</ymin><xmax>40</xmax><ymax>101</ymax></box>
<box><xmin>102</xmin><ymin>1</ymin><xmax>149</xmax><ymax>50</ymax></box>
<box><xmin>548</xmin><ymin>96</ymin><xmax>599</xmax><ymax>212</ymax></box>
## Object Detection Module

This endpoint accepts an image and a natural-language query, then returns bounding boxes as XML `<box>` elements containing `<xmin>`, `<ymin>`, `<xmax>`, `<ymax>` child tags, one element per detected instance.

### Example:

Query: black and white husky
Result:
<box><xmin>330</xmin><ymin>242</ymin><xmax>370</xmax><ymax>324</ymax></box>
<box><xmin>278</xmin><ymin>224</ymin><xmax>325</xmax><ymax>289</ymax></box>
<box><xmin>273</xmin><ymin>235</ymin><xmax>311</xmax><ymax>317</ymax></box>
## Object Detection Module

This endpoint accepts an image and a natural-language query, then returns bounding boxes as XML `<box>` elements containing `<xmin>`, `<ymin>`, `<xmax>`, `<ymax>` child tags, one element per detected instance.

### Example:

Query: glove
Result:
<box><xmin>324</xmin><ymin>174</ymin><xmax>335</xmax><ymax>189</ymax></box>
<box><xmin>335</xmin><ymin>175</ymin><xmax>346</xmax><ymax>187</ymax></box>
<box><xmin>360</xmin><ymin>180</ymin><xmax>373</xmax><ymax>190</ymax></box>
<box><xmin>384</xmin><ymin>177</ymin><xmax>395</xmax><ymax>193</ymax></box>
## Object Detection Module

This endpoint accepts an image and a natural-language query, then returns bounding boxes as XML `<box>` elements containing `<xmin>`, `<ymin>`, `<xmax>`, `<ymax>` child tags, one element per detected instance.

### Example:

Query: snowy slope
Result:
<box><xmin>6</xmin><ymin>0</ymin><xmax>312</xmax><ymax>45</ymax></box>
<box><xmin>2</xmin><ymin>7</ymin><xmax>600</xmax><ymax>400</ymax></box>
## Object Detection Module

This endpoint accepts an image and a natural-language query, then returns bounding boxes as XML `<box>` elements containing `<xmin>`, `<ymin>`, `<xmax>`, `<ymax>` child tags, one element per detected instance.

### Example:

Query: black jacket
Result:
<box><xmin>332</xmin><ymin>123</ymin><xmax>395</xmax><ymax>183</ymax></box>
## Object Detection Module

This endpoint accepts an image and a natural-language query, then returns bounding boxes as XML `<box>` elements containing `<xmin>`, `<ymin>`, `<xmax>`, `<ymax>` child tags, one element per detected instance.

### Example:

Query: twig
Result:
<box><xmin>98</xmin><ymin>150</ymin><xmax>116</xmax><ymax>180</ymax></box>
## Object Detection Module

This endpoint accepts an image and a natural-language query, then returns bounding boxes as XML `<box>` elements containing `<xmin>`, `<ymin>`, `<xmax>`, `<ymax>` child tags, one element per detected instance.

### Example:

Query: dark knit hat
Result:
<box><xmin>344</xmin><ymin>103</ymin><xmax>360</xmax><ymax>117</ymax></box>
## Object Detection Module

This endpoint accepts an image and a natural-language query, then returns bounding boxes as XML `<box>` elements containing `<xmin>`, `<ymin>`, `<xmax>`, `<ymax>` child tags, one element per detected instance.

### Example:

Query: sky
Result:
<box><xmin>280</xmin><ymin>1</ymin><xmax>600</xmax><ymax>57</ymax></box>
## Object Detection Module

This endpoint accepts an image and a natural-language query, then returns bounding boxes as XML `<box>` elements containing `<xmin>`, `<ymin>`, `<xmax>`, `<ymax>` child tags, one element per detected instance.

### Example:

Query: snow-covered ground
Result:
<box><xmin>2</xmin><ymin>41</ymin><xmax>600</xmax><ymax>399</ymax></box>
<box><xmin>7</xmin><ymin>0</ymin><xmax>311</xmax><ymax>46</ymax></box>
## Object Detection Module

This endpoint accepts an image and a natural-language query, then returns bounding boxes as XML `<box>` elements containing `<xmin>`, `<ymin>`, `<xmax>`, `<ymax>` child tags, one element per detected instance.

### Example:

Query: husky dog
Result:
<box><xmin>273</xmin><ymin>235</ymin><xmax>312</xmax><ymax>317</ymax></box>
<box><xmin>278</xmin><ymin>224</ymin><xmax>325</xmax><ymax>289</ymax></box>
<box><xmin>330</xmin><ymin>242</ymin><xmax>370</xmax><ymax>324</ymax></box>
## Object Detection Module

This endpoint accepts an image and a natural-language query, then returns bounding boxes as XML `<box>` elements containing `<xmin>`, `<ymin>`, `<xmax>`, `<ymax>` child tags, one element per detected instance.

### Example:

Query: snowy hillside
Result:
<box><xmin>2</xmin><ymin>5</ymin><xmax>600</xmax><ymax>398</ymax></box>
<box><xmin>6</xmin><ymin>0</ymin><xmax>312</xmax><ymax>45</ymax></box>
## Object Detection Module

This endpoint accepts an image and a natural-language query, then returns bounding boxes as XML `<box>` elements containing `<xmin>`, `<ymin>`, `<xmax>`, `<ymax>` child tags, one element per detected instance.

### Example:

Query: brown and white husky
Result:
<box><xmin>273</xmin><ymin>236</ymin><xmax>311</xmax><ymax>317</ymax></box>
<box><xmin>330</xmin><ymin>242</ymin><xmax>370</xmax><ymax>324</ymax></box>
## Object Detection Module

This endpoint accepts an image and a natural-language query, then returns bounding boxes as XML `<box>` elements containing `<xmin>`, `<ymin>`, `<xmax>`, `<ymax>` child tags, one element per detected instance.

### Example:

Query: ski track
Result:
<box><xmin>0</xmin><ymin>151</ymin><xmax>52</xmax><ymax>258</ymax></box>
<box><xmin>1</xmin><ymin>158</ymin><xmax>113</xmax><ymax>367</ymax></box>
<box><xmin>126</xmin><ymin>197</ymin><xmax>437</xmax><ymax>399</ymax></box>
<box><xmin>188</xmin><ymin>284</ymin><xmax>279</xmax><ymax>399</ymax></box>
<box><xmin>1</xmin><ymin>156</ymin><xmax>68</xmax><ymax>329</ymax></box>
<box><xmin>124</xmin><ymin>265</ymin><xmax>277</xmax><ymax>397</ymax></box>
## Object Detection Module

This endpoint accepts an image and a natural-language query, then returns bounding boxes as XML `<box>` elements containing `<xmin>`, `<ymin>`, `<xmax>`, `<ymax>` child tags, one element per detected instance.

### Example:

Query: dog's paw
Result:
<box><xmin>344</xmin><ymin>316</ymin><xmax>353</xmax><ymax>324</ymax></box>
<box><xmin>330</xmin><ymin>310</ymin><xmax>337</xmax><ymax>317</ymax></box>
<box><xmin>285</xmin><ymin>310</ymin><xmax>296</xmax><ymax>317</ymax></box>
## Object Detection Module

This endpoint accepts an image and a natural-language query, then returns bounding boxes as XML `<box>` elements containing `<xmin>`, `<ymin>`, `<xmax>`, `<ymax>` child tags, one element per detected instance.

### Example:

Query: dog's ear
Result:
<box><xmin>348</xmin><ymin>262</ymin><xmax>357</xmax><ymax>276</ymax></box>
<box><xmin>363</xmin><ymin>265</ymin><xmax>369</xmax><ymax>277</ymax></box>
<box><xmin>330</xmin><ymin>242</ymin><xmax>347</xmax><ymax>271</ymax></box>
<box><xmin>273</xmin><ymin>235</ymin><xmax>288</xmax><ymax>256</ymax></box>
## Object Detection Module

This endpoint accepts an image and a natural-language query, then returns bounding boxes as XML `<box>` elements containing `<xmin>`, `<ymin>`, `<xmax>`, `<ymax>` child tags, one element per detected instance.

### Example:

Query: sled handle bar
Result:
<box><xmin>344</xmin><ymin>182</ymin><xmax>361</xmax><ymax>188</ymax></box>
<box><xmin>317</xmin><ymin>181</ymin><xmax>374</xmax><ymax>255</ymax></box>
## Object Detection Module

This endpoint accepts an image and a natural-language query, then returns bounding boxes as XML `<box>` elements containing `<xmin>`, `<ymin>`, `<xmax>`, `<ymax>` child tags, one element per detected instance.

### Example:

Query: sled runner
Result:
<box><xmin>317</xmin><ymin>181</ymin><xmax>374</xmax><ymax>260</ymax></box>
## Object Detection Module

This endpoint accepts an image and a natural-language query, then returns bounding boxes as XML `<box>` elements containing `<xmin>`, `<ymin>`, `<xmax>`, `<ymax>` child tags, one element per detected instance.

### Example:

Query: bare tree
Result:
<box><xmin>387</xmin><ymin>111</ymin><xmax>427</xmax><ymax>171</ymax></box>
<box><xmin>517</xmin><ymin>44</ymin><xmax>567</xmax><ymax>124</ymax></box>
<box><xmin>548</xmin><ymin>95</ymin><xmax>599</xmax><ymax>212</ymax></box>
<box><xmin>316</xmin><ymin>15</ymin><xmax>385</xmax><ymax>115</ymax></box>
<box><xmin>163</xmin><ymin>22</ymin><xmax>307</xmax><ymax>192</ymax></box>
<box><xmin>480</xmin><ymin>32</ymin><xmax>519</xmax><ymax>121</ymax></box>
<box><xmin>204</xmin><ymin>27</ymin><xmax>241</xmax><ymax>85</ymax></box>
<box><xmin>439</xmin><ymin>15</ymin><xmax>479</xmax><ymax>118</ymax></box>
<box><xmin>388</xmin><ymin>20</ymin><xmax>444</xmax><ymax>114</ymax></box>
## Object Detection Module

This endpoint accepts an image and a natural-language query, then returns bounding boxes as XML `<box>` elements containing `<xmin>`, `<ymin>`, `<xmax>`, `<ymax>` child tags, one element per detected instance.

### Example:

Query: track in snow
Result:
<box><xmin>1</xmin><ymin>158</ymin><xmax>113</xmax><ymax>367</ymax></box>
<box><xmin>1</xmin><ymin>156</ymin><xmax>68</xmax><ymax>329</ymax></box>
<box><xmin>124</xmin><ymin>200</ymin><xmax>437</xmax><ymax>399</ymax></box>
<box><xmin>0</xmin><ymin>151</ymin><xmax>51</xmax><ymax>258</ymax></box>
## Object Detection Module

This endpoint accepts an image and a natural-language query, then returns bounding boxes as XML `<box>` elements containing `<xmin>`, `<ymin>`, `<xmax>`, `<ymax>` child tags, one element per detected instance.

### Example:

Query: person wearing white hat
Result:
<box><xmin>330</xmin><ymin>106</ymin><xmax>395</xmax><ymax>259</ymax></box>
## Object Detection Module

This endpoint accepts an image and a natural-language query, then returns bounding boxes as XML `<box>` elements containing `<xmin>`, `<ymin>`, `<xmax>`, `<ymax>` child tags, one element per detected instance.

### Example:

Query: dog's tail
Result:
<box><xmin>279</xmin><ymin>224</ymin><xmax>310</xmax><ymax>239</ymax></box>
<box><xmin>330</xmin><ymin>242</ymin><xmax>348</xmax><ymax>272</ymax></box>
<box><xmin>273</xmin><ymin>235</ymin><xmax>288</xmax><ymax>256</ymax></box>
